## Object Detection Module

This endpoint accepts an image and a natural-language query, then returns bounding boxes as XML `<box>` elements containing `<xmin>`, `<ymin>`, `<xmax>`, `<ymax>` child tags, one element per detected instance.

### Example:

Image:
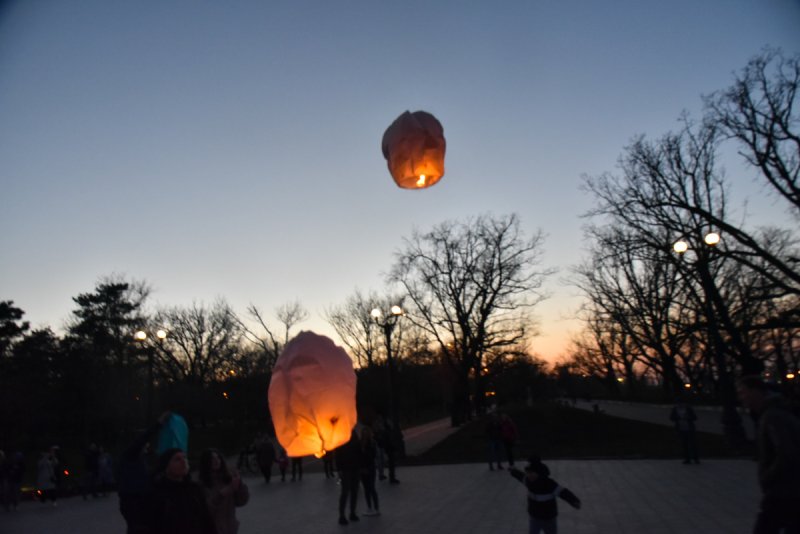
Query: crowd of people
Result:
<box><xmin>3</xmin><ymin>384</ymin><xmax>797</xmax><ymax>533</ymax></box>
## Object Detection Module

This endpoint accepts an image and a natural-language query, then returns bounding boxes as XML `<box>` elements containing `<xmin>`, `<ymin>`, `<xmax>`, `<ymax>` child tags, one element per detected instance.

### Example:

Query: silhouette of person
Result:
<box><xmin>670</xmin><ymin>399</ymin><xmax>699</xmax><ymax>464</ymax></box>
<box><xmin>335</xmin><ymin>429</ymin><xmax>362</xmax><ymax>525</ymax></box>
<box><xmin>738</xmin><ymin>376</ymin><xmax>800</xmax><ymax>534</ymax></box>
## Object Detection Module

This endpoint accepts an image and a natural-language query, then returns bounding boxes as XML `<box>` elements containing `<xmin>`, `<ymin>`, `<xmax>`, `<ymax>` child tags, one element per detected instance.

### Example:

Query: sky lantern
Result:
<box><xmin>268</xmin><ymin>331</ymin><xmax>357</xmax><ymax>457</ymax></box>
<box><xmin>381</xmin><ymin>110</ymin><xmax>446</xmax><ymax>189</ymax></box>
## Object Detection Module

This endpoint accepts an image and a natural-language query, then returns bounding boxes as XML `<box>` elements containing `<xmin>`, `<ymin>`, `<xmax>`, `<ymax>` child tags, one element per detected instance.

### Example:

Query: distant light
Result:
<box><xmin>229</xmin><ymin>369</ymin><xmax>236</xmax><ymax>376</ymax></box>
<box><xmin>134</xmin><ymin>330</ymin><xmax>147</xmax><ymax>341</ymax></box>
<box><xmin>156</xmin><ymin>329</ymin><xmax>167</xmax><ymax>340</ymax></box>
<box><xmin>684</xmin><ymin>383</ymin><xmax>691</xmax><ymax>389</ymax></box>
<box><xmin>617</xmin><ymin>377</ymin><xmax>624</xmax><ymax>382</ymax></box>
<box><xmin>63</xmin><ymin>470</ymin><xmax>69</xmax><ymax>476</ymax></box>
<box><xmin>370</xmin><ymin>308</ymin><xmax>382</xmax><ymax>319</ymax></box>
<box><xmin>787</xmin><ymin>373</ymin><xmax>796</xmax><ymax>380</ymax></box>
<box><xmin>390</xmin><ymin>305</ymin><xmax>403</xmax><ymax>316</ymax></box>
<box><xmin>673</xmin><ymin>240</ymin><xmax>689</xmax><ymax>254</ymax></box>
<box><xmin>704</xmin><ymin>232</ymin><xmax>721</xmax><ymax>246</ymax></box>
<box><xmin>223</xmin><ymin>392</ymin><xmax>229</xmax><ymax>399</ymax></box>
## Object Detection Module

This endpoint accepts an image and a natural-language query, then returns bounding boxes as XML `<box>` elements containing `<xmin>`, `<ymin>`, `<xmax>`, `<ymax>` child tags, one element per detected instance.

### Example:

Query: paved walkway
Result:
<box><xmin>572</xmin><ymin>399</ymin><xmax>757</xmax><ymax>439</ymax></box>
<box><xmin>0</xmin><ymin>415</ymin><xmax>762</xmax><ymax>533</ymax></box>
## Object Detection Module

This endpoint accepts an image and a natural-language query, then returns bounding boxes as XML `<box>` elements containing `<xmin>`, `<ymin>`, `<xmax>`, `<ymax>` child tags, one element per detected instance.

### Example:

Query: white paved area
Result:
<box><xmin>0</xmin><ymin>459</ymin><xmax>759</xmax><ymax>534</ymax></box>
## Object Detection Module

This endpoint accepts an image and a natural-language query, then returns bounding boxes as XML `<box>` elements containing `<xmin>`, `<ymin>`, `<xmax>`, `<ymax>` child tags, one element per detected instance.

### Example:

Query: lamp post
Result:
<box><xmin>370</xmin><ymin>304</ymin><xmax>405</xmax><ymax>475</ymax></box>
<box><xmin>134</xmin><ymin>328</ymin><xmax>167</xmax><ymax>423</ymax></box>
<box><xmin>673</xmin><ymin>232</ymin><xmax>747</xmax><ymax>447</ymax></box>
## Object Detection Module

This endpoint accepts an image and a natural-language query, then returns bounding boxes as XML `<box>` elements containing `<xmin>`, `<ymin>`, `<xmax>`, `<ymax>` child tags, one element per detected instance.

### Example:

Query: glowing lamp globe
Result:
<box><xmin>268</xmin><ymin>331</ymin><xmax>357</xmax><ymax>457</ymax></box>
<box><xmin>381</xmin><ymin>110</ymin><xmax>446</xmax><ymax>189</ymax></box>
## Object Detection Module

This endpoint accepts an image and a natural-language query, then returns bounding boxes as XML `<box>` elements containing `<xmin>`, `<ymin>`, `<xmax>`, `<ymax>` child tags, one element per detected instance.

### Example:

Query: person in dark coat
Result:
<box><xmin>486</xmin><ymin>413</ymin><xmax>505</xmax><ymax>471</ymax></box>
<box><xmin>150</xmin><ymin>448</ymin><xmax>216</xmax><ymax>534</ymax></box>
<box><xmin>255</xmin><ymin>436</ymin><xmax>275</xmax><ymax>484</ymax></box>
<box><xmin>335</xmin><ymin>429</ymin><xmax>362</xmax><ymax>525</ymax></box>
<box><xmin>360</xmin><ymin>426</ymin><xmax>380</xmax><ymax>516</ymax></box>
<box><xmin>509</xmin><ymin>456</ymin><xmax>581</xmax><ymax>534</ymax></box>
<box><xmin>5</xmin><ymin>452</ymin><xmax>24</xmax><ymax>511</ymax></box>
<box><xmin>118</xmin><ymin>412</ymin><xmax>170</xmax><ymax>533</ymax></box>
<box><xmin>82</xmin><ymin>442</ymin><xmax>101</xmax><ymax>499</ymax></box>
<box><xmin>670</xmin><ymin>399</ymin><xmax>699</xmax><ymax>464</ymax></box>
<box><xmin>738</xmin><ymin>376</ymin><xmax>800</xmax><ymax>534</ymax></box>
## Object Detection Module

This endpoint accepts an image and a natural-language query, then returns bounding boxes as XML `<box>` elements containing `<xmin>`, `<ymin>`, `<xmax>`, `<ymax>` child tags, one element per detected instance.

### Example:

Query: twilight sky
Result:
<box><xmin>1</xmin><ymin>0</ymin><xmax>799</xmax><ymax>363</ymax></box>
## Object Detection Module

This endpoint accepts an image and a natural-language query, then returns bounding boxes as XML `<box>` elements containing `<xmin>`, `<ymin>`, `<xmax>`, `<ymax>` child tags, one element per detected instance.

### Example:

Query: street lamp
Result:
<box><xmin>370</xmin><ymin>304</ymin><xmax>405</xmax><ymax>481</ymax></box>
<box><xmin>672</xmin><ymin>231</ymin><xmax>748</xmax><ymax>446</ymax></box>
<box><xmin>134</xmin><ymin>328</ymin><xmax>167</xmax><ymax>422</ymax></box>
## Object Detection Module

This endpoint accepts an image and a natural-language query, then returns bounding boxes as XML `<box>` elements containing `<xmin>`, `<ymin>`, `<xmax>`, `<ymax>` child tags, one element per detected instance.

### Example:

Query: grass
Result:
<box><xmin>408</xmin><ymin>402</ymin><xmax>740</xmax><ymax>465</ymax></box>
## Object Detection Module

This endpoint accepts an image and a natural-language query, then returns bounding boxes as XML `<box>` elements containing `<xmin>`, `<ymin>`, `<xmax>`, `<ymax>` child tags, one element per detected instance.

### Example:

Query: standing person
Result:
<box><xmin>36</xmin><ymin>447</ymin><xmax>59</xmax><ymax>506</ymax></box>
<box><xmin>82</xmin><ymin>442</ymin><xmax>101</xmax><ymax>499</ymax></box>
<box><xmin>360</xmin><ymin>426</ymin><xmax>380</xmax><ymax>516</ymax></box>
<box><xmin>372</xmin><ymin>415</ymin><xmax>388</xmax><ymax>481</ymax></box>
<box><xmin>500</xmin><ymin>414</ymin><xmax>519</xmax><ymax>467</ymax></box>
<box><xmin>323</xmin><ymin>449</ymin><xmax>336</xmax><ymax>479</ymax></box>
<box><xmin>118</xmin><ymin>411</ymin><xmax>170</xmax><ymax>534</ymax></box>
<box><xmin>6</xmin><ymin>452</ymin><xmax>24</xmax><ymax>511</ymax></box>
<box><xmin>275</xmin><ymin>441</ymin><xmax>288</xmax><ymax>482</ymax></box>
<box><xmin>738</xmin><ymin>376</ymin><xmax>800</xmax><ymax>534</ymax></box>
<box><xmin>670</xmin><ymin>399</ymin><xmax>699</xmax><ymax>464</ymax></box>
<box><xmin>335</xmin><ymin>429</ymin><xmax>362</xmax><ymax>525</ymax></box>
<box><xmin>290</xmin><ymin>456</ymin><xmax>303</xmax><ymax>482</ymax></box>
<box><xmin>255</xmin><ymin>435</ymin><xmax>275</xmax><ymax>484</ymax></box>
<box><xmin>198</xmin><ymin>449</ymin><xmax>249</xmax><ymax>534</ymax></box>
<box><xmin>486</xmin><ymin>413</ymin><xmax>504</xmax><ymax>471</ymax></box>
<box><xmin>509</xmin><ymin>456</ymin><xmax>581</xmax><ymax>534</ymax></box>
<box><xmin>98</xmin><ymin>446</ymin><xmax>114</xmax><ymax>496</ymax></box>
<box><xmin>150</xmin><ymin>448</ymin><xmax>216</xmax><ymax>534</ymax></box>
<box><xmin>383</xmin><ymin>419</ymin><xmax>401</xmax><ymax>484</ymax></box>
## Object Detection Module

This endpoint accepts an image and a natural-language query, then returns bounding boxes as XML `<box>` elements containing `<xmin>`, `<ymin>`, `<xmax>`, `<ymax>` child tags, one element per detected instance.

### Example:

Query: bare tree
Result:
<box><xmin>275</xmin><ymin>299</ymin><xmax>309</xmax><ymax>344</ymax></box>
<box><xmin>324</xmin><ymin>290</ymin><xmax>382</xmax><ymax>368</ymax></box>
<box><xmin>152</xmin><ymin>300</ymin><xmax>242</xmax><ymax>385</ymax></box>
<box><xmin>231</xmin><ymin>305</ymin><xmax>282</xmax><ymax>371</ymax></box>
<box><xmin>705</xmin><ymin>49</ymin><xmax>800</xmax><ymax>216</ymax></box>
<box><xmin>390</xmin><ymin>213</ymin><xmax>552</xmax><ymax>417</ymax></box>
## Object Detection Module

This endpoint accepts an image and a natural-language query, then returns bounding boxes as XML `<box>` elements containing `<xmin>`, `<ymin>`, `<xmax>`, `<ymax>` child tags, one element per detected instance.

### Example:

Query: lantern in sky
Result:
<box><xmin>381</xmin><ymin>110</ymin><xmax>446</xmax><ymax>189</ymax></box>
<box><xmin>268</xmin><ymin>331</ymin><xmax>357</xmax><ymax>457</ymax></box>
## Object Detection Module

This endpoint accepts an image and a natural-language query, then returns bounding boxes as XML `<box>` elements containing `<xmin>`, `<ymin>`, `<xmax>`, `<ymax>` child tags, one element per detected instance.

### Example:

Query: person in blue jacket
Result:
<box><xmin>509</xmin><ymin>455</ymin><xmax>581</xmax><ymax>534</ymax></box>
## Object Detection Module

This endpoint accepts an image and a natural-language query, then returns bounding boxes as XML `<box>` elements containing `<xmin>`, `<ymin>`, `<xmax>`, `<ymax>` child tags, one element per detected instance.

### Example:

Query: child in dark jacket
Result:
<box><xmin>509</xmin><ymin>456</ymin><xmax>581</xmax><ymax>534</ymax></box>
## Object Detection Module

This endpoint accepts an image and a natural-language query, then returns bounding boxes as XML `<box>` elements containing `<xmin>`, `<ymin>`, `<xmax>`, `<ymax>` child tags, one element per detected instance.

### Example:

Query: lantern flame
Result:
<box><xmin>382</xmin><ymin>110</ymin><xmax>446</xmax><ymax>189</ymax></box>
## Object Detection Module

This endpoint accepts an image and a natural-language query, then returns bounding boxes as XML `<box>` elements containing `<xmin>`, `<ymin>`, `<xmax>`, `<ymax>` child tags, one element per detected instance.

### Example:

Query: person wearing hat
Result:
<box><xmin>150</xmin><ymin>448</ymin><xmax>216</xmax><ymax>534</ymax></box>
<box><xmin>509</xmin><ymin>456</ymin><xmax>581</xmax><ymax>534</ymax></box>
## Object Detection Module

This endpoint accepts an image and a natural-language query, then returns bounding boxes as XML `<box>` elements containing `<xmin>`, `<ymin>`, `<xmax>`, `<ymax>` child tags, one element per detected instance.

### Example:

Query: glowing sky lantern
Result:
<box><xmin>381</xmin><ymin>110</ymin><xmax>446</xmax><ymax>189</ymax></box>
<box><xmin>268</xmin><ymin>331</ymin><xmax>357</xmax><ymax>457</ymax></box>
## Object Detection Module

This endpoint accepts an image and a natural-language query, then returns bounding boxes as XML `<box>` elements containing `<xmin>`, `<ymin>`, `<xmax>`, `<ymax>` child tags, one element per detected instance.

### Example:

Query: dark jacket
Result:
<box><xmin>510</xmin><ymin>465</ymin><xmax>580</xmax><ymax>520</ymax></box>
<box><xmin>756</xmin><ymin>396</ymin><xmax>800</xmax><ymax>501</ymax></box>
<box><xmin>151</xmin><ymin>477</ymin><xmax>217</xmax><ymax>534</ymax></box>
<box><xmin>335</xmin><ymin>433</ymin><xmax>362</xmax><ymax>473</ymax></box>
<box><xmin>670</xmin><ymin>404</ymin><xmax>697</xmax><ymax>432</ymax></box>
<box><xmin>118</xmin><ymin>422</ymin><xmax>161</xmax><ymax>496</ymax></box>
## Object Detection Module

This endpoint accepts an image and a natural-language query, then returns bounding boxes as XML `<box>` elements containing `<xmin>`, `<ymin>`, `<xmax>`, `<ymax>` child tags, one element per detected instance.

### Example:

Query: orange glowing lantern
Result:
<box><xmin>268</xmin><ymin>331</ymin><xmax>357</xmax><ymax>457</ymax></box>
<box><xmin>381</xmin><ymin>110</ymin><xmax>446</xmax><ymax>189</ymax></box>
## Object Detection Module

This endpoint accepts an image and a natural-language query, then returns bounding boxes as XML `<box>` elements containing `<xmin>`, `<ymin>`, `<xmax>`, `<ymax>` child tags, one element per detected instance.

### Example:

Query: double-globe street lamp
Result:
<box><xmin>370</xmin><ymin>305</ymin><xmax>405</xmax><ymax>459</ymax></box>
<box><xmin>134</xmin><ymin>328</ymin><xmax>167</xmax><ymax>423</ymax></box>
<box><xmin>672</xmin><ymin>231</ymin><xmax>748</xmax><ymax>446</ymax></box>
